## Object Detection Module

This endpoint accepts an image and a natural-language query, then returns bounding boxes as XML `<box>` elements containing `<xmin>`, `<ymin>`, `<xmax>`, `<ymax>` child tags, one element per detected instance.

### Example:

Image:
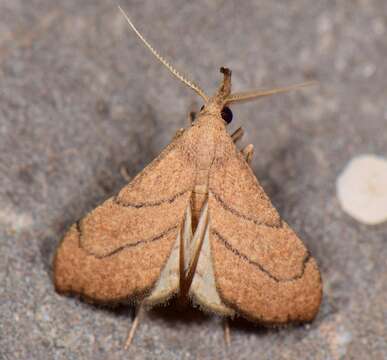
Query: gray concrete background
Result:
<box><xmin>0</xmin><ymin>0</ymin><xmax>386</xmax><ymax>359</ymax></box>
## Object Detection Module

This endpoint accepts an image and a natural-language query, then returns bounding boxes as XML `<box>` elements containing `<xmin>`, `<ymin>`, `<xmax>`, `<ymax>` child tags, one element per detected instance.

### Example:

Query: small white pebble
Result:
<box><xmin>337</xmin><ymin>154</ymin><xmax>387</xmax><ymax>225</ymax></box>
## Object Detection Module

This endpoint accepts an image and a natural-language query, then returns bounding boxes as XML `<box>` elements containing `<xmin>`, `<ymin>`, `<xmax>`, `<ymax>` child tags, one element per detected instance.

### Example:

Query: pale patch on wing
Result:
<box><xmin>189</xmin><ymin>203</ymin><xmax>234</xmax><ymax>316</ymax></box>
<box><xmin>144</xmin><ymin>227</ymin><xmax>180</xmax><ymax>306</ymax></box>
<box><xmin>144</xmin><ymin>204</ymin><xmax>192</xmax><ymax>306</ymax></box>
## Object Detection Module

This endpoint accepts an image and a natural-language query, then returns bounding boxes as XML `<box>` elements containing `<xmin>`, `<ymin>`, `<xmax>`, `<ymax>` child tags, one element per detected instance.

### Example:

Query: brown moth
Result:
<box><xmin>53</xmin><ymin>6</ymin><xmax>322</xmax><ymax>346</ymax></box>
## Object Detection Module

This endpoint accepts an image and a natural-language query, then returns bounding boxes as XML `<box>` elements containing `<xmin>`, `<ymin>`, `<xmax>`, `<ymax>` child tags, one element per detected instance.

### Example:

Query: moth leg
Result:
<box><xmin>172</xmin><ymin>128</ymin><xmax>185</xmax><ymax>140</ymax></box>
<box><xmin>241</xmin><ymin>144</ymin><xmax>254</xmax><ymax>164</ymax></box>
<box><xmin>187</xmin><ymin>100</ymin><xmax>199</xmax><ymax>125</ymax></box>
<box><xmin>231</xmin><ymin>127</ymin><xmax>244</xmax><ymax>143</ymax></box>
<box><xmin>124</xmin><ymin>303</ymin><xmax>145</xmax><ymax>349</ymax></box>
<box><xmin>119</xmin><ymin>165</ymin><xmax>131</xmax><ymax>182</ymax></box>
<box><xmin>223</xmin><ymin>318</ymin><xmax>231</xmax><ymax>347</ymax></box>
<box><xmin>189</xmin><ymin>110</ymin><xmax>197</xmax><ymax>125</ymax></box>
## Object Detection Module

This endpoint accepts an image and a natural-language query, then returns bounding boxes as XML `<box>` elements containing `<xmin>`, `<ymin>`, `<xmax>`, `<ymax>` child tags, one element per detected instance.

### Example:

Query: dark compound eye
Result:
<box><xmin>221</xmin><ymin>106</ymin><xmax>233</xmax><ymax>124</ymax></box>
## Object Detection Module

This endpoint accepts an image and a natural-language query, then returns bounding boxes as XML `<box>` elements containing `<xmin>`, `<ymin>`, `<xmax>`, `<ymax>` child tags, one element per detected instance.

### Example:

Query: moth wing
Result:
<box><xmin>205</xmin><ymin>132</ymin><xmax>322</xmax><ymax>323</ymax></box>
<box><xmin>54</xmin><ymin>131</ymin><xmax>195</xmax><ymax>304</ymax></box>
<box><xmin>188</xmin><ymin>201</ymin><xmax>235</xmax><ymax>316</ymax></box>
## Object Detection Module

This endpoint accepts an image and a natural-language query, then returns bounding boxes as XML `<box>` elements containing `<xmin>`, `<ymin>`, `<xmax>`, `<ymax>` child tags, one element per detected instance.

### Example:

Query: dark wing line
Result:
<box><xmin>212</xmin><ymin>229</ymin><xmax>310</xmax><ymax>282</ymax></box>
<box><xmin>77</xmin><ymin>222</ymin><xmax>178</xmax><ymax>259</ymax></box>
<box><xmin>209</xmin><ymin>190</ymin><xmax>282</xmax><ymax>228</ymax></box>
<box><xmin>114</xmin><ymin>189</ymin><xmax>190</xmax><ymax>208</ymax></box>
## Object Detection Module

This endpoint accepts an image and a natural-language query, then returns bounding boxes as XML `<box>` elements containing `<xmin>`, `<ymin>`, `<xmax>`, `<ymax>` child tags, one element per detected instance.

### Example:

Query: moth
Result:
<box><xmin>53</xmin><ymin>6</ymin><xmax>322</xmax><ymax>346</ymax></box>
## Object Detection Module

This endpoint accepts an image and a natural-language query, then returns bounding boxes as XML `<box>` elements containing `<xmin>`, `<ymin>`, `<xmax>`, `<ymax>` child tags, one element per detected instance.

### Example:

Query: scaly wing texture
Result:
<box><xmin>54</xmin><ymin>131</ymin><xmax>196</xmax><ymax>304</ymax></box>
<box><xmin>208</xmin><ymin>131</ymin><xmax>322</xmax><ymax>324</ymax></box>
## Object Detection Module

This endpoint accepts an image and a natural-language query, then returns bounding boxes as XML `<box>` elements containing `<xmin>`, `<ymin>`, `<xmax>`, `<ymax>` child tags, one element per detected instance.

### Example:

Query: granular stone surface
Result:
<box><xmin>1</xmin><ymin>1</ymin><xmax>386</xmax><ymax>359</ymax></box>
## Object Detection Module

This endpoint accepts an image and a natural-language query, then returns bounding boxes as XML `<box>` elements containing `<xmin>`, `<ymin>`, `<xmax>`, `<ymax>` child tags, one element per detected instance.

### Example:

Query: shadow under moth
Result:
<box><xmin>53</xmin><ymin>6</ymin><xmax>322</xmax><ymax>347</ymax></box>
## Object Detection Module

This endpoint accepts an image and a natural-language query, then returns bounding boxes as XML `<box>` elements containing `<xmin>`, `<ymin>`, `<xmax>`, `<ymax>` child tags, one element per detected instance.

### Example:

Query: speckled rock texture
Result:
<box><xmin>1</xmin><ymin>1</ymin><xmax>386</xmax><ymax>359</ymax></box>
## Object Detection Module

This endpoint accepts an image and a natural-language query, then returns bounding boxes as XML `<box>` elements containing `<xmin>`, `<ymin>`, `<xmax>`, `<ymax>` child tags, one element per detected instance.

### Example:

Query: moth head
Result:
<box><xmin>119</xmin><ymin>6</ymin><xmax>317</xmax><ymax>120</ymax></box>
<box><xmin>199</xmin><ymin>103</ymin><xmax>233</xmax><ymax>125</ymax></box>
<box><xmin>198</xmin><ymin>67</ymin><xmax>233</xmax><ymax>124</ymax></box>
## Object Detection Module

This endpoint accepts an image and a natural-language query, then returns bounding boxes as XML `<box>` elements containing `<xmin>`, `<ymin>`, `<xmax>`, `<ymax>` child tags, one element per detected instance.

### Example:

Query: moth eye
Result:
<box><xmin>221</xmin><ymin>106</ymin><xmax>233</xmax><ymax>124</ymax></box>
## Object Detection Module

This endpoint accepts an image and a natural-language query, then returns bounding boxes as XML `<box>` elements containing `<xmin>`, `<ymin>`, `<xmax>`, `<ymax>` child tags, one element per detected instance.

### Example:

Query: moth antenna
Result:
<box><xmin>118</xmin><ymin>6</ymin><xmax>208</xmax><ymax>102</ymax></box>
<box><xmin>225</xmin><ymin>81</ymin><xmax>317</xmax><ymax>104</ymax></box>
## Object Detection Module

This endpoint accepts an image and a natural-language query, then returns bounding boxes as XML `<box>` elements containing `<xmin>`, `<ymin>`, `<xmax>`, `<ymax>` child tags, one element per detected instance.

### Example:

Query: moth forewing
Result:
<box><xmin>54</xmin><ymin>131</ymin><xmax>196</xmax><ymax>304</ymax></box>
<box><xmin>205</xmin><ymin>127</ymin><xmax>322</xmax><ymax>323</ymax></box>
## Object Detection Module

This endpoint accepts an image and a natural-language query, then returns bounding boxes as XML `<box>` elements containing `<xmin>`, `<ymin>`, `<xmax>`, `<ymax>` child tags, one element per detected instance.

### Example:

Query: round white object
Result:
<box><xmin>336</xmin><ymin>154</ymin><xmax>387</xmax><ymax>225</ymax></box>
